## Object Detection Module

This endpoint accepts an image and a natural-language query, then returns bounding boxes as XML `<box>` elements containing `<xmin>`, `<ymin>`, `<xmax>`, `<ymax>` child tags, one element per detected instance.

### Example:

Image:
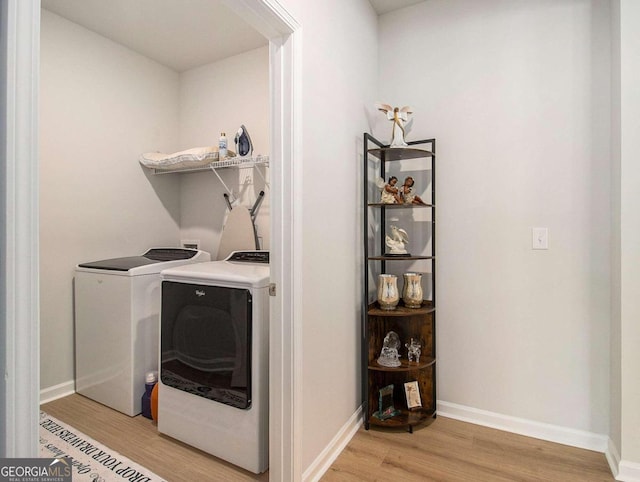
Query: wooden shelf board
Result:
<box><xmin>368</xmin><ymin>300</ymin><xmax>435</xmax><ymax>316</ymax></box>
<box><xmin>368</xmin><ymin>203</ymin><xmax>434</xmax><ymax>208</ymax></box>
<box><xmin>368</xmin><ymin>357</ymin><xmax>436</xmax><ymax>372</ymax></box>
<box><xmin>369</xmin><ymin>408</ymin><xmax>436</xmax><ymax>429</ymax></box>
<box><xmin>368</xmin><ymin>147</ymin><xmax>433</xmax><ymax>161</ymax></box>
<box><xmin>368</xmin><ymin>255</ymin><xmax>434</xmax><ymax>261</ymax></box>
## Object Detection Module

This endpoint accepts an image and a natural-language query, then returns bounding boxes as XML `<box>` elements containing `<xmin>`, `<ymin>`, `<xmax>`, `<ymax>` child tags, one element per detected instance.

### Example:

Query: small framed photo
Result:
<box><xmin>404</xmin><ymin>381</ymin><xmax>422</xmax><ymax>409</ymax></box>
<box><xmin>374</xmin><ymin>384</ymin><xmax>399</xmax><ymax>420</ymax></box>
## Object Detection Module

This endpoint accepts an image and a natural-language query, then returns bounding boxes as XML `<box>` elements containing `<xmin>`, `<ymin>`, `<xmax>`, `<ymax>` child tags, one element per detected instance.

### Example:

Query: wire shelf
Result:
<box><xmin>151</xmin><ymin>155</ymin><xmax>269</xmax><ymax>175</ymax></box>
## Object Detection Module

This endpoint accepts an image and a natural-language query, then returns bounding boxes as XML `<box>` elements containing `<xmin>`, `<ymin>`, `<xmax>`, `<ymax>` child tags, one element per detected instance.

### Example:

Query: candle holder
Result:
<box><xmin>377</xmin><ymin>274</ymin><xmax>399</xmax><ymax>310</ymax></box>
<box><xmin>402</xmin><ymin>272</ymin><xmax>423</xmax><ymax>308</ymax></box>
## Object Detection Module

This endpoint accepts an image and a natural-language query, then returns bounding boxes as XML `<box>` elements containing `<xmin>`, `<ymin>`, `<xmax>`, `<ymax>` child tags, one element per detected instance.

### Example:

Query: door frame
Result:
<box><xmin>2</xmin><ymin>0</ymin><xmax>303</xmax><ymax>480</ymax></box>
<box><xmin>220</xmin><ymin>2</ymin><xmax>303</xmax><ymax>480</ymax></box>
<box><xmin>1</xmin><ymin>0</ymin><xmax>41</xmax><ymax>458</ymax></box>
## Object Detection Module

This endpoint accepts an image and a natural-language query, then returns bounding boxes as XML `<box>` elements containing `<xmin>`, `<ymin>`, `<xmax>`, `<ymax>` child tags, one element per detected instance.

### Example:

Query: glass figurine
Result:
<box><xmin>377</xmin><ymin>331</ymin><xmax>401</xmax><ymax>367</ymax></box>
<box><xmin>405</xmin><ymin>338</ymin><xmax>422</xmax><ymax>364</ymax></box>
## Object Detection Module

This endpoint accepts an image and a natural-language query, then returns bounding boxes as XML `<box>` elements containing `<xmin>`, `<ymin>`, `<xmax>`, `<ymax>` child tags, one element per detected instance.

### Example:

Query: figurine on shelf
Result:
<box><xmin>377</xmin><ymin>331</ymin><xmax>401</xmax><ymax>368</ymax></box>
<box><xmin>401</xmin><ymin>176</ymin><xmax>426</xmax><ymax>205</ymax></box>
<box><xmin>385</xmin><ymin>225</ymin><xmax>409</xmax><ymax>255</ymax></box>
<box><xmin>375</xmin><ymin>102</ymin><xmax>413</xmax><ymax>148</ymax></box>
<box><xmin>405</xmin><ymin>338</ymin><xmax>422</xmax><ymax>364</ymax></box>
<box><xmin>377</xmin><ymin>176</ymin><xmax>402</xmax><ymax>204</ymax></box>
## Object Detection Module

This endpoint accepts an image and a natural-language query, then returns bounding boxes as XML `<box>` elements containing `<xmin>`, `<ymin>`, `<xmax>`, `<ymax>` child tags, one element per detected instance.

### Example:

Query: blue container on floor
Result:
<box><xmin>141</xmin><ymin>372</ymin><xmax>157</xmax><ymax>419</ymax></box>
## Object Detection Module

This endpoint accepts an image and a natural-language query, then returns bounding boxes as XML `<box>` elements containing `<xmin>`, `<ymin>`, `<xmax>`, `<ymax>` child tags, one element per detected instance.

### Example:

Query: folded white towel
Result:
<box><xmin>140</xmin><ymin>146</ymin><xmax>235</xmax><ymax>170</ymax></box>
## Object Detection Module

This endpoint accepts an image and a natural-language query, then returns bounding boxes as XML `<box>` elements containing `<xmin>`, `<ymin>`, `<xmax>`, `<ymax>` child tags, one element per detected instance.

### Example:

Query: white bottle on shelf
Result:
<box><xmin>219</xmin><ymin>132</ymin><xmax>227</xmax><ymax>159</ymax></box>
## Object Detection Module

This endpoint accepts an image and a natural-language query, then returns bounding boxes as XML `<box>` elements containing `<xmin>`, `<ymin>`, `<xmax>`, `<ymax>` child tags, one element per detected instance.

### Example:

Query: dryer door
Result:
<box><xmin>160</xmin><ymin>281</ymin><xmax>252</xmax><ymax>409</ymax></box>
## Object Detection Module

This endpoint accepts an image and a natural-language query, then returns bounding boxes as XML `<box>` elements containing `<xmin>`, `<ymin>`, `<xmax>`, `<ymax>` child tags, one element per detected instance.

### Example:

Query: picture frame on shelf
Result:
<box><xmin>404</xmin><ymin>380</ymin><xmax>422</xmax><ymax>409</ymax></box>
<box><xmin>374</xmin><ymin>384</ymin><xmax>400</xmax><ymax>420</ymax></box>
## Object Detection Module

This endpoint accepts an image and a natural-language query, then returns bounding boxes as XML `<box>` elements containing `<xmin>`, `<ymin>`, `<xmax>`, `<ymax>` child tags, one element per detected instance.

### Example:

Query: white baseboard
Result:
<box><xmin>606</xmin><ymin>439</ymin><xmax>640</xmax><ymax>482</ymax></box>
<box><xmin>39</xmin><ymin>380</ymin><xmax>75</xmax><ymax>405</ymax></box>
<box><xmin>603</xmin><ymin>439</ymin><xmax>640</xmax><ymax>482</ymax></box>
<box><xmin>302</xmin><ymin>405</ymin><xmax>363</xmax><ymax>482</ymax></box>
<box><xmin>437</xmin><ymin>400</ymin><xmax>608</xmax><ymax>453</ymax></box>
<box><xmin>607</xmin><ymin>438</ymin><xmax>621</xmax><ymax>479</ymax></box>
<box><xmin>617</xmin><ymin>460</ymin><xmax>640</xmax><ymax>482</ymax></box>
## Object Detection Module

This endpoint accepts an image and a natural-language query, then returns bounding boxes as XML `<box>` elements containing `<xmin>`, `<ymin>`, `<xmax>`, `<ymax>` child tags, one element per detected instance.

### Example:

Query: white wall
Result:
<box><xmin>379</xmin><ymin>0</ymin><xmax>611</xmax><ymax>435</ymax></box>
<box><xmin>610</xmin><ymin>2</ymin><xmax>640</xmax><ymax>475</ymax></box>
<box><xmin>39</xmin><ymin>10</ymin><xmax>182</xmax><ymax>389</ymax></box>
<box><xmin>609</xmin><ymin>0</ymin><xmax>622</xmax><ymax>461</ymax></box>
<box><xmin>276</xmin><ymin>0</ymin><xmax>379</xmax><ymax>472</ymax></box>
<box><xmin>618</xmin><ymin>0</ymin><xmax>640</xmax><ymax>470</ymax></box>
<box><xmin>177</xmin><ymin>46</ymin><xmax>270</xmax><ymax>258</ymax></box>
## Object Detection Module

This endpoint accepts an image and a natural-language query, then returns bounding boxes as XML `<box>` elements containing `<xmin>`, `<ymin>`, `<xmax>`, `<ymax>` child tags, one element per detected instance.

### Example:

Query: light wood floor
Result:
<box><xmin>43</xmin><ymin>394</ymin><xmax>613</xmax><ymax>481</ymax></box>
<box><xmin>42</xmin><ymin>394</ymin><xmax>268</xmax><ymax>481</ymax></box>
<box><xmin>322</xmin><ymin>418</ymin><xmax>614</xmax><ymax>482</ymax></box>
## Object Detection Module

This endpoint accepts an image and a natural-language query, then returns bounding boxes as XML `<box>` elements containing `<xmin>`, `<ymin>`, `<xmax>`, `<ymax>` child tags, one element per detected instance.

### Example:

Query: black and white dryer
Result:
<box><xmin>158</xmin><ymin>250</ymin><xmax>270</xmax><ymax>474</ymax></box>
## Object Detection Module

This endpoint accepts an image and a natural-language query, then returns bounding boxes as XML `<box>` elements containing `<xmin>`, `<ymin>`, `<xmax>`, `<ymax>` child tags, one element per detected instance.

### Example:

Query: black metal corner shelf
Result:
<box><xmin>362</xmin><ymin>133</ymin><xmax>437</xmax><ymax>433</ymax></box>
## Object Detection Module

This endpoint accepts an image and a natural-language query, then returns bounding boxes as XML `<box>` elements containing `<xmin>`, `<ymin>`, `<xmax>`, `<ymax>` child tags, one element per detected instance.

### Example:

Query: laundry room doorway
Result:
<box><xmin>2</xmin><ymin>0</ymin><xmax>301</xmax><ymax>480</ymax></box>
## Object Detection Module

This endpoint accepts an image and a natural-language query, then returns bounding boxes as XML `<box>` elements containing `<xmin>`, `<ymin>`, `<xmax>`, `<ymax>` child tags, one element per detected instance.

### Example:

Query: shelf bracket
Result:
<box><xmin>211</xmin><ymin>166</ymin><xmax>236</xmax><ymax>202</ymax></box>
<box><xmin>208</xmin><ymin>156</ymin><xmax>270</xmax><ymax>205</ymax></box>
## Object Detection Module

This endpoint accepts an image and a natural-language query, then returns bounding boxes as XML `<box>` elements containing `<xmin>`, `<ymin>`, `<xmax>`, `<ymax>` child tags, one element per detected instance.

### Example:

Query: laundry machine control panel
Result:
<box><xmin>226</xmin><ymin>250</ymin><xmax>269</xmax><ymax>263</ymax></box>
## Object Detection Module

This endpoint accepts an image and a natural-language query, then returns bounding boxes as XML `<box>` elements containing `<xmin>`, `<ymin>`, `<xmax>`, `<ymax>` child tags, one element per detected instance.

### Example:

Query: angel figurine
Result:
<box><xmin>376</xmin><ymin>176</ymin><xmax>402</xmax><ymax>204</ymax></box>
<box><xmin>401</xmin><ymin>176</ymin><xmax>426</xmax><ymax>205</ymax></box>
<box><xmin>375</xmin><ymin>102</ymin><xmax>413</xmax><ymax>148</ymax></box>
<box><xmin>385</xmin><ymin>225</ymin><xmax>409</xmax><ymax>255</ymax></box>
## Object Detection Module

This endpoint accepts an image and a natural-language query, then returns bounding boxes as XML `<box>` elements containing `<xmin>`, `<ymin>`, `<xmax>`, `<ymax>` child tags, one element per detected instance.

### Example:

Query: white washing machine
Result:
<box><xmin>157</xmin><ymin>251</ymin><xmax>269</xmax><ymax>474</ymax></box>
<box><xmin>74</xmin><ymin>248</ymin><xmax>210</xmax><ymax>416</ymax></box>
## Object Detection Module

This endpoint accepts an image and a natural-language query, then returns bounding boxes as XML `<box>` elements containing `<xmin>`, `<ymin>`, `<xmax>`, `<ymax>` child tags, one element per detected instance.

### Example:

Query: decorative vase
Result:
<box><xmin>377</xmin><ymin>274</ymin><xmax>399</xmax><ymax>310</ymax></box>
<box><xmin>402</xmin><ymin>272</ymin><xmax>423</xmax><ymax>308</ymax></box>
